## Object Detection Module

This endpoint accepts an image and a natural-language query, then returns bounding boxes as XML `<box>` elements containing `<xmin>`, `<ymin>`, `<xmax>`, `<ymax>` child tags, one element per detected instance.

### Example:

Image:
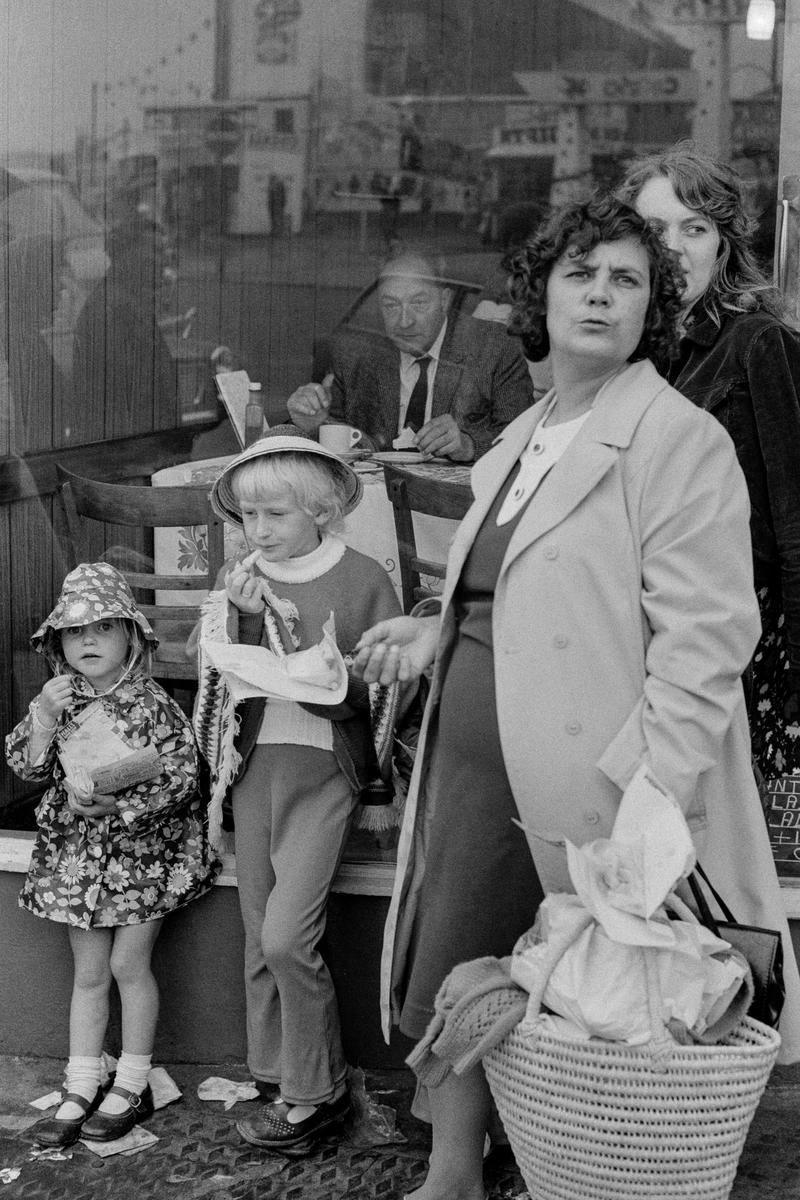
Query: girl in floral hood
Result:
<box><xmin>5</xmin><ymin>562</ymin><xmax>218</xmax><ymax>1148</ymax></box>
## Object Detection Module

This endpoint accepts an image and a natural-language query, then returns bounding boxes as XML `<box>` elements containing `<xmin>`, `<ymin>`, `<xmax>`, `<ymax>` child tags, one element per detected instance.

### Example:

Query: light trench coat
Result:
<box><xmin>381</xmin><ymin>358</ymin><xmax>800</xmax><ymax>1062</ymax></box>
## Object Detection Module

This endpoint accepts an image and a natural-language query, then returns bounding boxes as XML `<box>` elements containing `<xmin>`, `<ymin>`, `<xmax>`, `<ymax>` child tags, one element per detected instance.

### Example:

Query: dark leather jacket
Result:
<box><xmin>665</xmin><ymin>305</ymin><xmax>800</xmax><ymax>679</ymax></box>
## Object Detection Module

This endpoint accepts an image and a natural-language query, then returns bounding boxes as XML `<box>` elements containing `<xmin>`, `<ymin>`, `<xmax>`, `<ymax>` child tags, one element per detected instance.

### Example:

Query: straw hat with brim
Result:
<box><xmin>211</xmin><ymin>427</ymin><xmax>364</xmax><ymax>527</ymax></box>
<box><xmin>32</xmin><ymin>561</ymin><xmax>157</xmax><ymax>654</ymax></box>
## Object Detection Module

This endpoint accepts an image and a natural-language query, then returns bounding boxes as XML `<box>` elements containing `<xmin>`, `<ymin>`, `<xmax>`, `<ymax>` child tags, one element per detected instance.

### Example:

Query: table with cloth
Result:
<box><xmin>151</xmin><ymin>455</ymin><xmax>470</xmax><ymax>604</ymax></box>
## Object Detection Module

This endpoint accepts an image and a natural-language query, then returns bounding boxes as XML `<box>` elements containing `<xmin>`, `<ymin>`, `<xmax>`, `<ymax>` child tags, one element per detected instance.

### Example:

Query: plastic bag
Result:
<box><xmin>345</xmin><ymin>1066</ymin><xmax>406</xmax><ymax>1149</ymax></box>
<box><xmin>511</xmin><ymin>894</ymin><xmax>750</xmax><ymax>1044</ymax></box>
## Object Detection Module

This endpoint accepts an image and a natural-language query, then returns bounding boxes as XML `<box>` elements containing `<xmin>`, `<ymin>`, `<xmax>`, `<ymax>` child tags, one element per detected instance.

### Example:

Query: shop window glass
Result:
<box><xmin>0</xmin><ymin>0</ymin><xmax>791</xmax><ymax>861</ymax></box>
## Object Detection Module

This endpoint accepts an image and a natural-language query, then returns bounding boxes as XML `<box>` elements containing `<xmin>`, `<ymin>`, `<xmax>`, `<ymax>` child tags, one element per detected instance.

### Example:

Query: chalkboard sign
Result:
<box><xmin>763</xmin><ymin>776</ymin><xmax>800</xmax><ymax>878</ymax></box>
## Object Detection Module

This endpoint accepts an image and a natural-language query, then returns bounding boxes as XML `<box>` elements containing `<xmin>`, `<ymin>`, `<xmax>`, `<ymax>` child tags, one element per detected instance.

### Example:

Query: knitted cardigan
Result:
<box><xmin>193</xmin><ymin>538</ymin><xmax>402</xmax><ymax>846</ymax></box>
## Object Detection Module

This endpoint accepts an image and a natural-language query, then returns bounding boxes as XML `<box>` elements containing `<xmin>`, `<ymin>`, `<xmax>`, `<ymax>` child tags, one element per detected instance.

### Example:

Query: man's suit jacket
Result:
<box><xmin>328</xmin><ymin>313</ymin><xmax>533</xmax><ymax>458</ymax></box>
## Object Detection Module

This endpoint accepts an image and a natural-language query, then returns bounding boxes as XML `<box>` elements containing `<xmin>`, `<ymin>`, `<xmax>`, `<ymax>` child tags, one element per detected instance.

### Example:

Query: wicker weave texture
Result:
<box><xmin>484</xmin><ymin>1016</ymin><xmax>780</xmax><ymax>1200</ymax></box>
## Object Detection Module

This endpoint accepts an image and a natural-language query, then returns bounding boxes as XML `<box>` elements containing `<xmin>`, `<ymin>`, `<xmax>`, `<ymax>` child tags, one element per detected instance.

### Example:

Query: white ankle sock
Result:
<box><xmin>98</xmin><ymin>1051</ymin><xmax>152</xmax><ymax>1115</ymax></box>
<box><xmin>113</xmin><ymin>1051</ymin><xmax>152</xmax><ymax>1095</ymax></box>
<box><xmin>64</xmin><ymin>1056</ymin><xmax>102</xmax><ymax>1103</ymax></box>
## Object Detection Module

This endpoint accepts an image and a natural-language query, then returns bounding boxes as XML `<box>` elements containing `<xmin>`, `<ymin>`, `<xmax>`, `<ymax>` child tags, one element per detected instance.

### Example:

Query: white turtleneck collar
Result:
<box><xmin>253</xmin><ymin>533</ymin><xmax>346</xmax><ymax>584</ymax></box>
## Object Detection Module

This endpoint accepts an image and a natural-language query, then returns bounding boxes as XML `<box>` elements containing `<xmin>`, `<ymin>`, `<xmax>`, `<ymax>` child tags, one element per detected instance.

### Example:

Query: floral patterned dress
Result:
<box><xmin>6</xmin><ymin>670</ymin><xmax>219</xmax><ymax>928</ymax></box>
<box><xmin>750</xmin><ymin>585</ymin><xmax>800</xmax><ymax>780</ymax></box>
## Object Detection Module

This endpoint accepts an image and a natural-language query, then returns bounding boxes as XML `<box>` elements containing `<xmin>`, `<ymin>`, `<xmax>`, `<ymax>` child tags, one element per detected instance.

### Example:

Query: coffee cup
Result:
<box><xmin>319</xmin><ymin>425</ymin><xmax>363</xmax><ymax>454</ymax></box>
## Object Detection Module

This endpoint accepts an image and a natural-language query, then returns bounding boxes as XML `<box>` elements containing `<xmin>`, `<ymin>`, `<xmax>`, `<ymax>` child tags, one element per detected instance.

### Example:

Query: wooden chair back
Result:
<box><xmin>56</xmin><ymin>464</ymin><xmax>226</xmax><ymax>681</ymax></box>
<box><xmin>383</xmin><ymin>463</ymin><xmax>472</xmax><ymax>612</ymax></box>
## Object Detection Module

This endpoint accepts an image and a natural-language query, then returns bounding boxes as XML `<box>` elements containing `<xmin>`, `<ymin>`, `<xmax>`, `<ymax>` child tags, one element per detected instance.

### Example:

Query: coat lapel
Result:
<box><xmin>371</xmin><ymin>345</ymin><xmax>401</xmax><ymax>448</ymax></box>
<box><xmin>441</xmin><ymin>360</ymin><xmax>669</xmax><ymax>594</ymax></box>
<box><xmin>439</xmin><ymin>399</ymin><xmax>547</xmax><ymax>612</ymax></box>
<box><xmin>500</xmin><ymin>359</ymin><xmax>668</xmax><ymax>576</ymax></box>
<box><xmin>431</xmin><ymin>318</ymin><xmax>465</xmax><ymax>417</ymax></box>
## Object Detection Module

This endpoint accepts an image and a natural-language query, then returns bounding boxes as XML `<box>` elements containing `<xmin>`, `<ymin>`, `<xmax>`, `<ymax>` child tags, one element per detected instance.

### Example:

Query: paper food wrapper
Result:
<box><xmin>392</xmin><ymin>426</ymin><xmax>419</xmax><ymax>450</ymax></box>
<box><xmin>149</xmin><ymin>1066</ymin><xmax>182</xmax><ymax>1110</ymax></box>
<box><xmin>511</xmin><ymin>894</ymin><xmax>748</xmax><ymax>1044</ymax></box>
<box><xmin>197</xmin><ymin>1076</ymin><xmax>260</xmax><ymax>1109</ymax></box>
<box><xmin>565</xmin><ymin>762</ymin><xmax>696</xmax><ymax>945</ymax></box>
<box><xmin>82</xmin><ymin>1125</ymin><xmax>159</xmax><ymax>1158</ymax></box>
<box><xmin>58</xmin><ymin>702</ymin><xmax>162</xmax><ymax>793</ymax></box>
<box><xmin>203</xmin><ymin>614</ymin><xmax>347</xmax><ymax>705</ymax></box>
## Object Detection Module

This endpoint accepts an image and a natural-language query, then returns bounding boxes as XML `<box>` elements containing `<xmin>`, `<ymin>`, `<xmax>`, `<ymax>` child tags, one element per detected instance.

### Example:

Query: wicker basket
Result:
<box><xmin>484</xmin><ymin>1013</ymin><xmax>780</xmax><ymax>1200</ymax></box>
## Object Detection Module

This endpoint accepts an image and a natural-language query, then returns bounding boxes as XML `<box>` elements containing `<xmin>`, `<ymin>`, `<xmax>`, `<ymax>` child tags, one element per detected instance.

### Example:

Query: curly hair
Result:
<box><xmin>618</xmin><ymin>141</ymin><xmax>788</xmax><ymax>324</ymax></box>
<box><xmin>506</xmin><ymin>193</ymin><xmax>685</xmax><ymax>367</ymax></box>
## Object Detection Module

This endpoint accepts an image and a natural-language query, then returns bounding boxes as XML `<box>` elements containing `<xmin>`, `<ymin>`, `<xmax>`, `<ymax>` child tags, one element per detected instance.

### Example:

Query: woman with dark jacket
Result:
<box><xmin>620</xmin><ymin>143</ymin><xmax>800</xmax><ymax>782</ymax></box>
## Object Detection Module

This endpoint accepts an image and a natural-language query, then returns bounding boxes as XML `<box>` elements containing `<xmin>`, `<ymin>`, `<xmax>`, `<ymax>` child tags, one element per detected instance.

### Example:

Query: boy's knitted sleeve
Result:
<box><xmin>300</xmin><ymin>555</ymin><xmax>402</xmax><ymax>721</ymax></box>
<box><xmin>112</xmin><ymin>689</ymin><xmax>200</xmax><ymax>835</ymax></box>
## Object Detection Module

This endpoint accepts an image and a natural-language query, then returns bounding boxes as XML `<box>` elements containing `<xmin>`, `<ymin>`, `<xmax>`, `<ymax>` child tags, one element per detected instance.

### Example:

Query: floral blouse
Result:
<box><xmin>5</xmin><ymin>669</ymin><xmax>219</xmax><ymax>928</ymax></box>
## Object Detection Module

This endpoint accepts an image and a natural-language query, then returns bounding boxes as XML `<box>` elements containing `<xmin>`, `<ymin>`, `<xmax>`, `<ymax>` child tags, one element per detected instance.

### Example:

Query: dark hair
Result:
<box><xmin>506</xmin><ymin>193</ymin><xmax>685</xmax><ymax>366</ymax></box>
<box><xmin>618</xmin><ymin>141</ymin><xmax>788</xmax><ymax>324</ymax></box>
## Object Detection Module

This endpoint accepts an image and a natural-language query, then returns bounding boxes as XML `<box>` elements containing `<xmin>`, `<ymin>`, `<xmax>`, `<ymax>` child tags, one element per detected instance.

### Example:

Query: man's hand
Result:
<box><xmin>37</xmin><ymin>676</ymin><xmax>74</xmax><ymax>726</ymax></box>
<box><xmin>286</xmin><ymin>373</ymin><xmax>334</xmax><ymax>432</ymax></box>
<box><xmin>225</xmin><ymin>563</ymin><xmax>266</xmax><ymax>614</ymax></box>
<box><xmin>414</xmin><ymin>414</ymin><xmax>474</xmax><ymax>462</ymax></box>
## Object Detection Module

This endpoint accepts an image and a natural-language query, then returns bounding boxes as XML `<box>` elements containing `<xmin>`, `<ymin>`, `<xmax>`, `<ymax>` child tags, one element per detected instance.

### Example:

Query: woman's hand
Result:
<box><xmin>353</xmin><ymin>616</ymin><xmax>440</xmax><ymax>684</ymax></box>
<box><xmin>37</xmin><ymin>676</ymin><xmax>74</xmax><ymax>725</ymax></box>
<box><xmin>225</xmin><ymin>562</ymin><xmax>265</xmax><ymax>613</ymax></box>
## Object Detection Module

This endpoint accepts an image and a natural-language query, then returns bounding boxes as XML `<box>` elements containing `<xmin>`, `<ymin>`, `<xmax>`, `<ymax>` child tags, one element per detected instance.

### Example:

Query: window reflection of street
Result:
<box><xmin>0</xmin><ymin>0</ymin><xmax>795</xmax><ymax>845</ymax></box>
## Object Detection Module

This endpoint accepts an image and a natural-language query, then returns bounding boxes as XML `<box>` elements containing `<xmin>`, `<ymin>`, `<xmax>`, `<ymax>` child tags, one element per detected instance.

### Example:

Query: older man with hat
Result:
<box><xmin>287</xmin><ymin>250</ymin><xmax>534</xmax><ymax>461</ymax></box>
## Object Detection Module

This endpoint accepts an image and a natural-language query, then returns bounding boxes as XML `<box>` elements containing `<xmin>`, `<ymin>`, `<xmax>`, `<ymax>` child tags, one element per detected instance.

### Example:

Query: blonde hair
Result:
<box><xmin>46</xmin><ymin>617</ymin><xmax>153</xmax><ymax>678</ymax></box>
<box><xmin>231</xmin><ymin>452</ymin><xmax>348</xmax><ymax>534</ymax></box>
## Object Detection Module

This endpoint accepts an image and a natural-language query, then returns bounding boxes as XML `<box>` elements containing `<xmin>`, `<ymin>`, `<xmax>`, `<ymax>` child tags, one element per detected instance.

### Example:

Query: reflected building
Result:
<box><xmin>143</xmin><ymin>0</ymin><xmax>779</xmax><ymax>235</ymax></box>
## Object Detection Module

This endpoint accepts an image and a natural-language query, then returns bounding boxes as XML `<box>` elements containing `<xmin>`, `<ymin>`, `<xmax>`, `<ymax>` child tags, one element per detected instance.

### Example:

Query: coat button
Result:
<box><xmin>531</xmin><ymin>441</ymin><xmax>545</xmax><ymax>455</ymax></box>
<box><xmin>543</xmin><ymin>546</ymin><xmax>558</xmax><ymax>560</ymax></box>
<box><xmin>566</xmin><ymin>720</ymin><xmax>582</xmax><ymax>735</ymax></box>
<box><xmin>553</xmin><ymin>634</ymin><xmax>568</xmax><ymax>648</ymax></box>
<box><xmin>584</xmin><ymin>810</ymin><xmax>600</xmax><ymax>825</ymax></box>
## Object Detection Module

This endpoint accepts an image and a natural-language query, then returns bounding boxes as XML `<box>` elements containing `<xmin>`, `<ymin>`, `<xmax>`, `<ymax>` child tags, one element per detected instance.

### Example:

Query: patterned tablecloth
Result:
<box><xmin>152</xmin><ymin>456</ymin><xmax>472</xmax><ymax>605</ymax></box>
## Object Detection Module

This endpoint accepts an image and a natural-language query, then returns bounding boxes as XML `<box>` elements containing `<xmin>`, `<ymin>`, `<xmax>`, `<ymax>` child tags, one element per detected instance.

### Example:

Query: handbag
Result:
<box><xmin>687</xmin><ymin>863</ymin><xmax>785</xmax><ymax>1029</ymax></box>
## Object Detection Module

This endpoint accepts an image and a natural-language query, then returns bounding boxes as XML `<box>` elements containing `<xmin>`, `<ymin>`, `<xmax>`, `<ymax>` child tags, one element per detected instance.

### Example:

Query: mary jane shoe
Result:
<box><xmin>29</xmin><ymin>1087</ymin><xmax>104</xmax><ymax>1148</ymax></box>
<box><xmin>80</xmin><ymin>1083</ymin><xmax>154</xmax><ymax>1142</ymax></box>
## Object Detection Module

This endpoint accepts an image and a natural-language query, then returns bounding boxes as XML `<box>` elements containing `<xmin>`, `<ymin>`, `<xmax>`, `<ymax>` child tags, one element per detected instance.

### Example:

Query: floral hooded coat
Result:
<box><xmin>5</xmin><ymin>562</ymin><xmax>219</xmax><ymax>928</ymax></box>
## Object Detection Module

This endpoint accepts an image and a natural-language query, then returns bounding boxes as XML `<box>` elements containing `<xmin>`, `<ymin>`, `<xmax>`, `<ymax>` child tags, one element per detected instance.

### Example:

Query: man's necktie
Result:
<box><xmin>404</xmin><ymin>355</ymin><xmax>432</xmax><ymax>432</ymax></box>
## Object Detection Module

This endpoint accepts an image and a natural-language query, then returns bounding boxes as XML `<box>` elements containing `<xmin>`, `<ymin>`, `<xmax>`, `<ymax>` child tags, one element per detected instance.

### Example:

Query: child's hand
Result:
<box><xmin>67</xmin><ymin>790</ymin><xmax>117</xmax><ymax>819</ymax></box>
<box><xmin>225</xmin><ymin>562</ymin><xmax>265</xmax><ymax>614</ymax></box>
<box><xmin>37</xmin><ymin>676</ymin><xmax>74</xmax><ymax>725</ymax></box>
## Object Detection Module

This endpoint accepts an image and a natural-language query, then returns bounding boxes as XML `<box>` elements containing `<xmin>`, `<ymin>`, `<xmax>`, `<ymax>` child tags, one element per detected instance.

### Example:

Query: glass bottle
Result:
<box><xmin>244</xmin><ymin>381</ymin><xmax>264</xmax><ymax>446</ymax></box>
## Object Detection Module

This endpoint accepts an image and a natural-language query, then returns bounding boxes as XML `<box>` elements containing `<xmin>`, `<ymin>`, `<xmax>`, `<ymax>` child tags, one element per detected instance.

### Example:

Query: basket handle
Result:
<box><xmin>643</xmin><ymin>949</ymin><xmax>675</xmax><ymax>1071</ymax></box>
<box><xmin>519</xmin><ymin>910</ymin><xmax>594</xmax><ymax>1030</ymax></box>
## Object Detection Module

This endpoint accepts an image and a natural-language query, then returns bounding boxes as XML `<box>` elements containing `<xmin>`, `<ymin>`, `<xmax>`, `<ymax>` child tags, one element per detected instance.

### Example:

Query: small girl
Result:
<box><xmin>192</xmin><ymin>430</ymin><xmax>402</xmax><ymax>1155</ymax></box>
<box><xmin>6</xmin><ymin>562</ymin><xmax>218</xmax><ymax>1147</ymax></box>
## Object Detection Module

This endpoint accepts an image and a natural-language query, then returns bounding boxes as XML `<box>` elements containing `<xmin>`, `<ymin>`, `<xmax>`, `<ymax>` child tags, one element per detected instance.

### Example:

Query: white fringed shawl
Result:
<box><xmin>193</xmin><ymin>589</ymin><xmax>402</xmax><ymax>847</ymax></box>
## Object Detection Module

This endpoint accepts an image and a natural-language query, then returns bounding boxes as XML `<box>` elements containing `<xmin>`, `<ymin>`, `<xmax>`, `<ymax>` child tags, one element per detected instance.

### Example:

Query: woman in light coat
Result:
<box><xmin>355</xmin><ymin>195</ymin><xmax>800</xmax><ymax>1200</ymax></box>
